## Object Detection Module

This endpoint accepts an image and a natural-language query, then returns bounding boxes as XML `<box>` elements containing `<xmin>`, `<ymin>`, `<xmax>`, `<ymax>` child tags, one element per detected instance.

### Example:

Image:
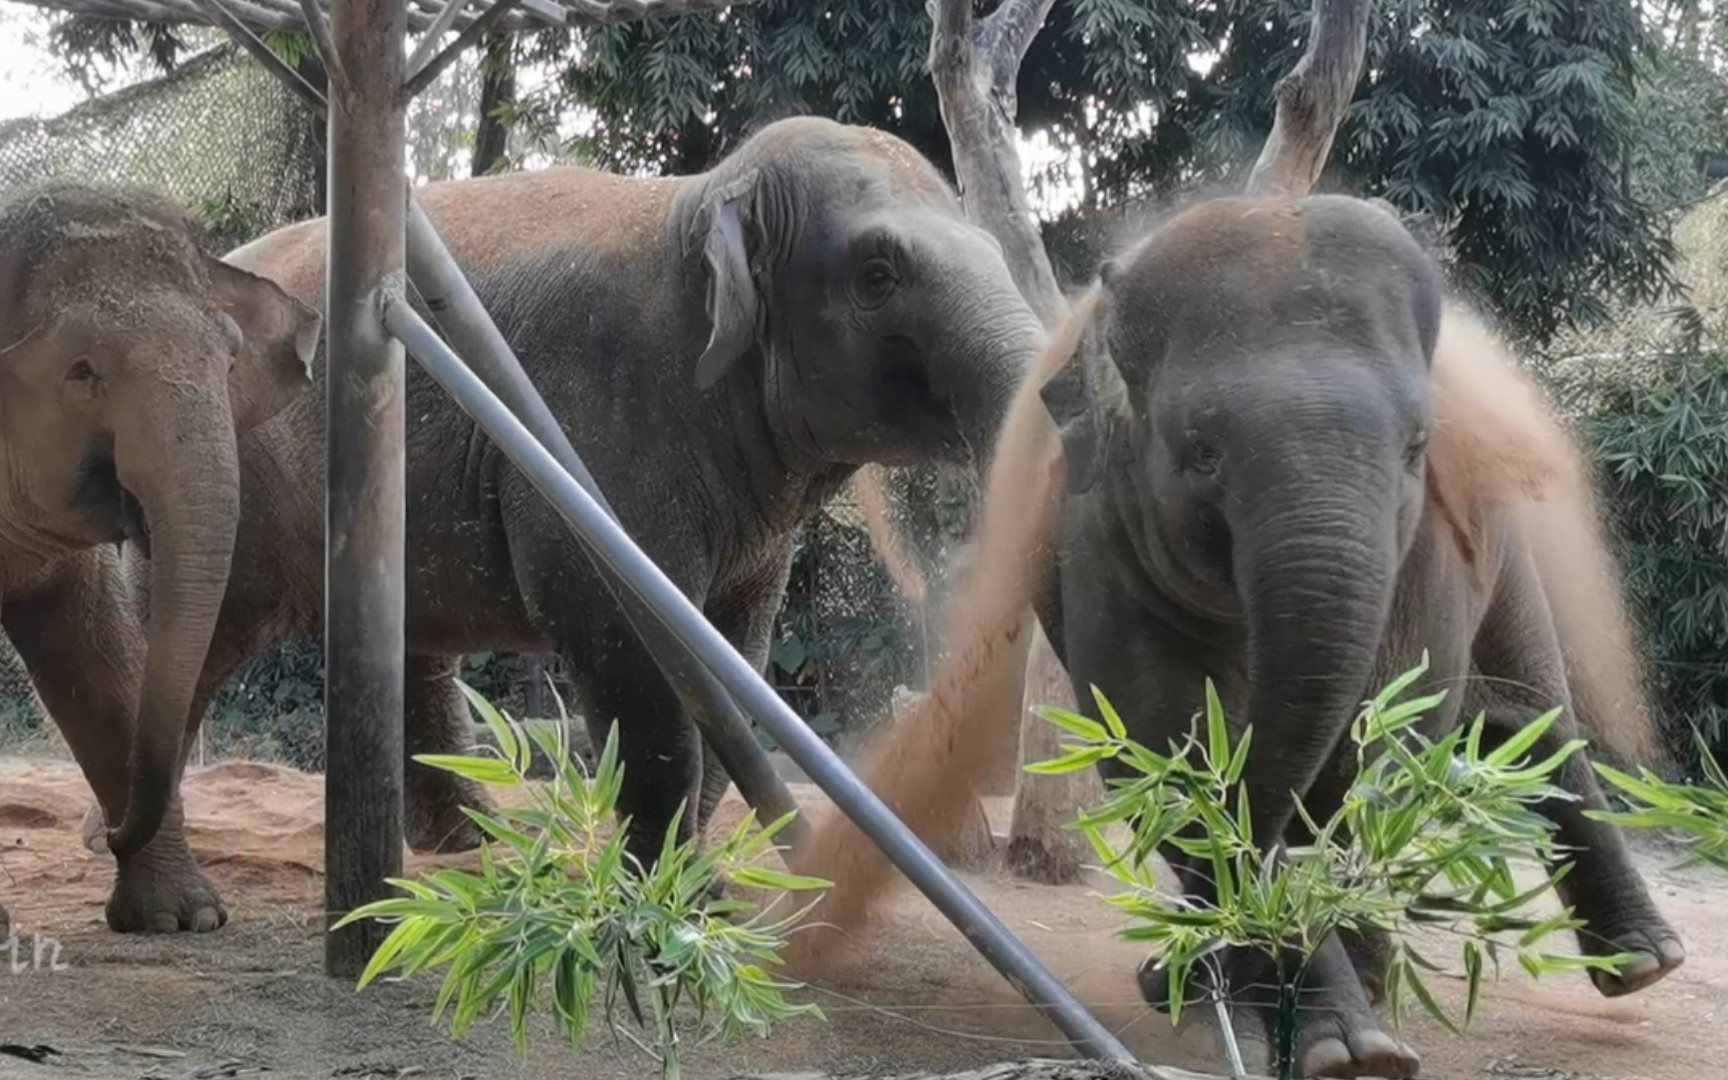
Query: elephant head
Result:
<box><xmin>0</xmin><ymin>183</ymin><xmax>319</xmax><ymax>858</ymax></box>
<box><xmin>1040</xmin><ymin>195</ymin><xmax>1445</xmax><ymax>835</ymax></box>
<box><xmin>676</xmin><ymin>117</ymin><xmax>1045</xmax><ymax>478</ymax></box>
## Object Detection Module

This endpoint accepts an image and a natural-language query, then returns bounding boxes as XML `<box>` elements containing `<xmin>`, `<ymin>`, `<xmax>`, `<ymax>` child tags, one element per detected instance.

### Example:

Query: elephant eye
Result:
<box><xmin>852</xmin><ymin>256</ymin><xmax>899</xmax><ymax>310</ymax></box>
<box><xmin>1183</xmin><ymin>437</ymin><xmax>1223</xmax><ymax>477</ymax></box>
<box><xmin>1404</xmin><ymin>432</ymin><xmax>1428</xmax><ymax>471</ymax></box>
<box><xmin>65</xmin><ymin>359</ymin><xmax>97</xmax><ymax>384</ymax></box>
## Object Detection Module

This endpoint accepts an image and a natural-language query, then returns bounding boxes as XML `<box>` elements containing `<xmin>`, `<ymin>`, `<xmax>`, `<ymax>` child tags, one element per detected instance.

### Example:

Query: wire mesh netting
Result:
<box><xmin>0</xmin><ymin>43</ymin><xmax>321</xmax><ymax>253</ymax></box>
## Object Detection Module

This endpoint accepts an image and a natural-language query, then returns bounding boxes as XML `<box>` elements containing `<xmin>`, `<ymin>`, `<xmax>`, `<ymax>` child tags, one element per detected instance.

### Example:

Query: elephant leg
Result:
<box><xmin>1470</xmin><ymin>547</ymin><xmax>1683</xmax><ymax>997</ymax></box>
<box><xmin>695</xmin><ymin>579</ymin><xmax>786</xmax><ymax>833</ymax></box>
<box><xmin>561</xmin><ymin>627</ymin><xmax>705</xmax><ymax>867</ymax></box>
<box><xmin>1076</xmin><ymin>623</ymin><xmax>1414</xmax><ymax>1078</ymax></box>
<box><xmin>1142</xmin><ymin>755</ymin><xmax>1414</xmax><ymax>1079</ymax></box>
<box><xmin>3</xmin><ymin>556</ymin><xmax>225</xmax><ymax>933</ymax></box>
<box><xmin>403</xmin><ymin>652</ymin><xmax>490</xmax><ymax>854</ymax></box>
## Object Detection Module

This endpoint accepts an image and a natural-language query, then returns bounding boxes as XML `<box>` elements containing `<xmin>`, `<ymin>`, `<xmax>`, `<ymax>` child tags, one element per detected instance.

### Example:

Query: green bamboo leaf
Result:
<box><xmin>1484</xmin><ymin>709</ymin><xmax>1561</xmax><ymax>769</ymax></box>
<box><xmin>1200</xmin><ymin>680</ymin><xmax>1229</xmax><ymax>768</ymax></box>
<box><xmin>354</xmin><ymin>916</ymin><xmax>435</xmax><ymax>989</ymax></box>
<box><xmin>1463</xmin><ymin>940</ymin><xmax>1483</xmax><ymax>1028</ymax></box>
<box><xmin>1406</xmin><ymin>964</ymin><xmax>1462</xmax><ymax>1035</ymax></box>
<box><xmin>411</xmin><ymin>753</ymin><xmax>521</xmax><ymax>787</ymax></box>
<box><xmin>1091</xmin><ymin>686</ymin><xmax>1129</xmax><ymax>740</ymax></box>
<box><xmin>729</xmin><ymin>867</ymin><xmax>833</xmax><ymax>893</ymax></box>
<box><xmin>1036</xmin><ymin>705</ymin><xmax>1109</xmax><ymax>744</ymax></box>
<box><xmin>1372</xmin><ymin>654</ymin><xmax>1433</xmax><ymax>711</ymax></box>
<box><xmin>456</xmin><ymin>678</ymin><xmax>529</xmax><ymax>776</ymax></box>
<box><xmin>1226</xmin><ymin>725</ymin><xmax>1254</xmax><ymax>784</ymax></box>
<box><xmin>1025</xmin><ymin>744</ymin><xmax>1116</xmax><ymax>775</ymax></box>
<box><xmin>461</xmin><ymin>806</ymin><xmax>539</xmax><ymax>857</ymax></box>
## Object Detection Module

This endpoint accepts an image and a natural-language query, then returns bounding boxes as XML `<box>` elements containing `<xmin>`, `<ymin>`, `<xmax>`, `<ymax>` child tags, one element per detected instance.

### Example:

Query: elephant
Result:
<box><xmin>106</xmin><ymin>115</ymin><xmax>1045</xmax><ymax>925</ymax></box>
<box><xmin>0</xmin><ymin>182</ymin><xmax>319</xmax><ymax>931</ymax></box>
<box><xmin>1025</xmin><ymin>195</ymin><xmax>1682</xmax><ymax>1078</ymax></box>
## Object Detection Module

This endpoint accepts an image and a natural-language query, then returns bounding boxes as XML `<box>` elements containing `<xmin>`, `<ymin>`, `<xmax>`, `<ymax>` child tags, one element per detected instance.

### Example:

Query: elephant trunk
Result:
<box><xmin>1230</xmin><ymin>452</ymin><xmax>1400</xmax><ymax>853</ymax></box>
<box><xmin>106</xmin><ymin>381</ymin><xmax>241</xmax><ymax>860</ymax></box>
<box><xmin>946</xmin><ymin>311</ymin><xmax>1045</xmax><ymax>480</ymax></box>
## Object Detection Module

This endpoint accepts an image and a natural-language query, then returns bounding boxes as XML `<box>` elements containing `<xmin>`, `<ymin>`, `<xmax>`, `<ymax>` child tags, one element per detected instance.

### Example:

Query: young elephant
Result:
<box><xmin>1033</xmin><ymin>196</ymin><xmax>1681</xmax><ymax>1078</ymax></box>
<box><xmin>0</xmin><ymin>183</ymin><xmax>318</xmax><ymax>931</ymax></box>
<box><xmin>117</xmin><ymin>115</ymin><xmax>1046</xmax><ymax>924</ymax></box>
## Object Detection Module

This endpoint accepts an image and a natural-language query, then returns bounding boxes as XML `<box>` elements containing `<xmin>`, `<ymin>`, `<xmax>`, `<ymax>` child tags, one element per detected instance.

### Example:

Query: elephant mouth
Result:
<box><xmin>72</xmin><ymin>453</ymin><xmax>151</xmax><ymax>557</ymax></box>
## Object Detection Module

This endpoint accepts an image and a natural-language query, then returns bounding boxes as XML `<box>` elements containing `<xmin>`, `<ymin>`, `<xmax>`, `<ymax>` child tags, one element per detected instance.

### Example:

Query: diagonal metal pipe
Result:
<box><xmin>383</xmin><ymin>294</ymin><xmax>1135</xmax><ymax>1062</ymax></box>
<box><xmin>402</xmin><ymin>199</ymin><xmax>805</xmax><ymax>852</ymax></box>
<box><xmin>197</xmin><ymin>6</ymin><xmax>804</xmax><ymax>850</ymax></box>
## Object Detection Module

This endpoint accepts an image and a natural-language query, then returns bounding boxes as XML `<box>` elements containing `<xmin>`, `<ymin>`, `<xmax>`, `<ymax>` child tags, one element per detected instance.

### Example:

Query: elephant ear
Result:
<box><xmin>691</xmin><ymin>171</ymin><xmax>765</xmax><ymax>390</ymax></box>
<box><xmin>207</xmin><ymin>257</ymin><xmax>320</xmax><ymax>432</ymax></box>
<box><xmin>1038</xmin><ymin>285</ymin><xmax>1128</xmax><ymax>496</ymax></box>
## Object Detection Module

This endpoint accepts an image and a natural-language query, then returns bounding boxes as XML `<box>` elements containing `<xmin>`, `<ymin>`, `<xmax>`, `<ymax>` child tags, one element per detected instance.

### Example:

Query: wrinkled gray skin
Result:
<box><xmin>1036</xmin><ymin>195</ymin><xmax>1682</xmax><ymax>1079</ymax></box>
<box><xmin>0</xmin><ymin>183</ymin><xmax>317</xmax><ymax>933</ymax></box>
<box><xmin>112</xmin><ymin>117</ymin><xmax>1042</xmax><ymax>922</ymax></box>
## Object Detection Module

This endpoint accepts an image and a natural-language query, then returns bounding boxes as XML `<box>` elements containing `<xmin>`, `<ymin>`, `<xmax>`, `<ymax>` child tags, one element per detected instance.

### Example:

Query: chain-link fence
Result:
<box><xmin>0</xmin><ymin>43</ymin><xmax>322</xmax><ymax>250</ymax></box>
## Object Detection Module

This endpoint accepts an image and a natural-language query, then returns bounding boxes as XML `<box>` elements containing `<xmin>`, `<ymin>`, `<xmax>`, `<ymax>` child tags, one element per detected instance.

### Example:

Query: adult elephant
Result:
<box><xmin>0</xmin><ymin>182</ymin><xmax>319</xmax><ymax>932</ymax></box>
<box><xmin>125</xmin><ymin>116</ymin><xmax>1044</xmax><ymax>905</ymax></box>
<box><xmin>1027</xmin><ymin>196</ymin><xmax>1682</xmax><ymax>1077</ymax></box>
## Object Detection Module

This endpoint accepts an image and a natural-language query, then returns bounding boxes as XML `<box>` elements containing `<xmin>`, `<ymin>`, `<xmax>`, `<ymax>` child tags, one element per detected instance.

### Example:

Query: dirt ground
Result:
<box><xmin>0</xmin><ymin>755</ymin><xmax>1721</xmax><ymax>1080</ymax></box>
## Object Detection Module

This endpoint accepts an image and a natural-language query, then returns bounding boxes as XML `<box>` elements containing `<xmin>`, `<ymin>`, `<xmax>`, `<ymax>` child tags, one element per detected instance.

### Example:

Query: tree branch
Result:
<box><xmin>982</xmin><ymin>0</ymin><xmax>1059</xmax><ymax>80</ymax></box>
<box><xmin>927</xmin><ymin>0</ymin><xmax>1065</xmax><ymax>326</ymax></box>
<box><xmin>1244</xmin><ymin>0</ymin><xmax>1373</xmax><ymax>198</ymax></box>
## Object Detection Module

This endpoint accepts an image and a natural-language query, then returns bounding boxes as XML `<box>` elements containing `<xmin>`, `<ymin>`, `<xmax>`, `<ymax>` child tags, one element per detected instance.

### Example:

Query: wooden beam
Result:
<box><xmin>322</xmin><ymin>0</ymin><xmax>409</xmax><ymax>980</ymax></box>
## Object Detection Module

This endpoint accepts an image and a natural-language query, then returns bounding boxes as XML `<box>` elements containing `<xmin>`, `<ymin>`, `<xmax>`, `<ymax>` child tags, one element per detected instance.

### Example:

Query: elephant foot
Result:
<box><xmin>107</xmin><ymin>833</ymin><xmax>226</xmax><ymax>934</ymax></box>
<box><xmin>1339</xmin><ymin>926</ymin><xmax>1393</xmax><ymax>1006</ymax></box>
<box><xmin>1295</xmin><ymin>1011</ymin><xmax>1421</xmax><ymax>1079</ymax></box>
<box><xmin>1581</xmin><ymin>914</ymin><xmax>1685</xmax><ymax>997</ymax></box>
<box><xmin>404</xmin><ymin>772</ymin><xmax>489</xmax><ymax>854</ymax></box>
<box><xmin>1140</xmin><ymin>932</ymin><xmax>1418</xmax><ymax>1080</ymax></box>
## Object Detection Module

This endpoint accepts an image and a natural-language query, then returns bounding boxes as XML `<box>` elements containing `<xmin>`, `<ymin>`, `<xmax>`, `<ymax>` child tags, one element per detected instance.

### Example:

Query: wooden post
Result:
<box><xmin>323</xmin><ymin>0</ymin><xmax>409</xmax><ymax>979</ymax></box>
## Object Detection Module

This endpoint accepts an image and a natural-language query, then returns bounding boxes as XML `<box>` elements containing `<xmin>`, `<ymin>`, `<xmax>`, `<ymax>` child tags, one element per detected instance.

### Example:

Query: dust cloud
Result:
<box><xmin>1428</xmin><ymin>305</ymin><xmax>1662</xmax><ymax>766</ymax></box>
<box><xmin>784</xmin><ymin>291</ymin><xmax>1103</xmax><ymax>973</ymax></box>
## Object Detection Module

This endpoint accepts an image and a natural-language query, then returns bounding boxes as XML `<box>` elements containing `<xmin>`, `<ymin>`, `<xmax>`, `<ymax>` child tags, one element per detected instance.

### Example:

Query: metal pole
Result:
<box><xmin>324</xmin><ymin>0</ymin><xmax>409</xmax><ymax>979</ymax></box>
<box><xmin>383</xmin><ymin>297</ymin><xmax>1134</xmax><ymax>1062</ymax></box>
<box><xmin>402</xmin><ymin>201</ymin><xmax>805</xmax><ymax>849</ymax></box>
<box><xmin>192</xmin><ymin>12</ymin><xmax>804</xmax><ymax>850</ymax></box>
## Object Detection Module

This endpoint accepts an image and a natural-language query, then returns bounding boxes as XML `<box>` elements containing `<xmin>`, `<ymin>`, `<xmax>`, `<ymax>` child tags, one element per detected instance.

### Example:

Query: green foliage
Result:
<box><xmin>1032</xmin><ymin>658</ymin><xmax>1631</xmax><ymax>1079</ymax></box>
<box><xmin>526</xmin><ymin>0</ymin><xmax>1674</xmax><ymax>346</ymax></box>
<box><xmin>201</xmin><ymin>641</ymin><xmax>561</xmax><ymax>772</ymax></box>
<box><xmin>1591</xmin><ymin>730</ymin><xmax>1728</xmax><ymax>872</ymax></box>
<box><xmin>193</xmin><ymin>189</ymin><xmax>285</xmax><ymax>254</ymax></box>
<box><xmin>1334</xmin><ymin>0</ymin><xmax>1678</xmax><ymax>342</ymax></box>
<box><xmin>46</xmin><ymin>13</ymin><xmax>190</xmax><ymax>94</ymax></box>
<box><xmin>335</xmin><ymin>682</ymin><xmax>828</xmax><ymax>1080</ymax></box>
<box><xmin>1583</xmin><ymin>346</ymin><xmax>1728</xmax><ymax>768</ymax></box>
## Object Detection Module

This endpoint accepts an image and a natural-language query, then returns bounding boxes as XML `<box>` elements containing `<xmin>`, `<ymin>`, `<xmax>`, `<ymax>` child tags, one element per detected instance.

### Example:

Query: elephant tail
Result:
<box><xmin>788</xmin><ymin>290</ymin><xmax>1101</xmax><ymax>960</ymax></box>
<box><xmin>1427</xmin><ymin>305</ymin><xmax>1663</xmax><ymax>768</ymax></box>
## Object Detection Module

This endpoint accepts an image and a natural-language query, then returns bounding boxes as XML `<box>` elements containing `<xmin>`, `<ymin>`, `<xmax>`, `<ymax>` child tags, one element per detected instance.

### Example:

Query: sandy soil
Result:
<box><xmin>0</xmin><ymin>756</ymin><xmax>1721</xmax><ymax>1080</ymax></box>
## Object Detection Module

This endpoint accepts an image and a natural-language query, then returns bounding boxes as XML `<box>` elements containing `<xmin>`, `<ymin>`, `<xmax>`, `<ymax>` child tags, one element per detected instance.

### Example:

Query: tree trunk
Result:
<box><xmin>471</xmin><ymin>31</ymin><xmax>516</xmax><ymax>178</ymax></box>
<box><xmin>926</xmin><ymin>0</ymin><xmax>1077</xmax><ymax>885</ymax></box>
<box><xmin>1242</xmin><ymin>0</ymin><xmax>1373</xmax><ymax>198</ymax></box>
<box><xmin>1007</xmin><ymin>623</ymin><xmax>1099</xmax><ymax>884</ymax></box>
